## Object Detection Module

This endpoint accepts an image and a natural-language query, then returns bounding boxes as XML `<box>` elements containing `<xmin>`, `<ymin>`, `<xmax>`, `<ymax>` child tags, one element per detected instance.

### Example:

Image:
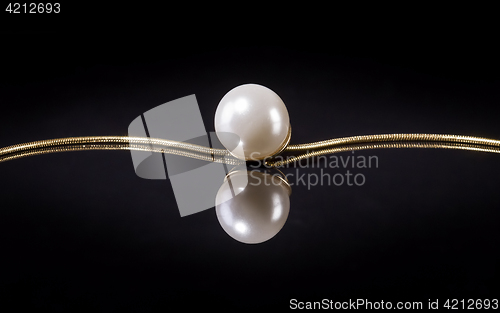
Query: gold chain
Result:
<box><xmin>1</xmin><ymin>134</ymin><xmax>500</xmax><ymax>167</ymax></box>
<box><xmin>0</xmin><ymin>136</ymin><xmax>231</xmax><ymax>158</ymax></box>
<box><xmin>284</xmin><ymin>133</ymin><xmax>500</xmax><ymax>151</ymax></box>
<box><xmin>0</xmin><ymin>143</ymin><xmax>243</xmax><ymax>165</ymax></box>
<box><xmin>267</xmin><ymin>141</ymin><xmax>500</xmax><ymax>167</ymax></box>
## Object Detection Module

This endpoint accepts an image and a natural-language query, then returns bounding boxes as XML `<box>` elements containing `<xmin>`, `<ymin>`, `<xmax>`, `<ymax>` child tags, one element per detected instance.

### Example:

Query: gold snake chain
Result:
<box><xmin>1</xmin><ymin>134</ymin><xmax>500</xmax><ymax>167</ymax></box>
<box><xmin>0</xmin><ymin>142</ymin><xmax>243</xmax><ymax>165</ymax></box>
<box><xmin>266</xmin><ymin>141</ymin><xmax>500</xmax><ymax>167</ymax></box>
<box><xmin>0</xmin><ymin>136</ymin><xmax>231</xmax><ymax>157</ymax></box>
<box><xmin>285</xmin><ymin>133</ymin><xmax>500</xmax><ymax>151</ymax></box>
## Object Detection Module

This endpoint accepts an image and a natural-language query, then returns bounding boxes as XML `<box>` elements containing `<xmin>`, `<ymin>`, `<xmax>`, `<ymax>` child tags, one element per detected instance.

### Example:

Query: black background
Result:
<box><xmin>1</xmin><ymin>5</ymin><xmax>499</xmax><ymax>312</ymax></box>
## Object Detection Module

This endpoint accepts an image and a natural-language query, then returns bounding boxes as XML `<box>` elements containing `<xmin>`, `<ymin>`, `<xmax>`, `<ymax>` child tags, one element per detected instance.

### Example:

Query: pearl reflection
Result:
<box><xmin>234</xmin><ymin>221</ymin><xmax>248</xmax><ymax>234</ymax></box>
<box><xmin>269</xmin><ymin>108</ymin><xmax>282</xmax><ymax>135</ymax></box>
<box><xmin>271</xmin><ymin>193</ymin><xmax>283</xmax><ymax>222</ymax></box>
<box><xmin>215</xmin><ymin>169</ymin><xmax>291</xmax><ymax>244</ymax></box>
<box><xmin>234</xmin><ymin>98</ymin><xmax>249</xmax><ymax>114</ymax></box>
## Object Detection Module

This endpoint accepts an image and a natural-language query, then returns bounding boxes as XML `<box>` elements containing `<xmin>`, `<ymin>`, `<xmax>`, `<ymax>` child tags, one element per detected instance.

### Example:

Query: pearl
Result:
<box><xmin>215</xmin><ymin>170</ymin><xmax>291</xmax><ymax>244</ymax></box>
<box><xmin>214</xmin><ymin>84</ymin><xmax>291</xmax><ymax>161</ymax></box>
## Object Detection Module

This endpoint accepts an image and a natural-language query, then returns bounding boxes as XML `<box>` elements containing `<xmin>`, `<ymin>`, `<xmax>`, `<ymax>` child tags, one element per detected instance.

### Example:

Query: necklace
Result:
<box><xmin>1</xmin><ymin>83</ymin><xmax>500</xmax><ymax>244</ymax></box>
<box><xmin>3</xmin><ymin>84</ymin><xmax>500</xmax><ymax>164</ymax></box>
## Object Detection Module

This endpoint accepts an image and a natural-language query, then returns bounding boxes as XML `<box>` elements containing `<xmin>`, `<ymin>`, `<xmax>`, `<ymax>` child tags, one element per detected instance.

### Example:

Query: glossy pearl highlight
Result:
<box><xmin>214</xmin><ymin>84</ymin><xmax>291</xmax><ymax>161</ymax></box>
<box><xmin>215</xmin><ymin>170</ymin><xmax>291</xmax><ymax>244</ymax></box>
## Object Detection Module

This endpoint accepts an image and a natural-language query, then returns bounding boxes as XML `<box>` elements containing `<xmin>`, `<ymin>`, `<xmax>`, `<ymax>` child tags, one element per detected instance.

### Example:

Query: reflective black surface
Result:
<box><xmin>1</xmin><ymin>19</ymin><xmax>499</xmax><ymax>311</ymax></box>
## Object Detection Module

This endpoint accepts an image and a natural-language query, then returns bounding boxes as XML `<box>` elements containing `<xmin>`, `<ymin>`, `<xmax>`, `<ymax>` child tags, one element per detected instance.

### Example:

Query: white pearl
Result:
<box><xmin>215</xmin><ymin>170</ymin><xmax>291</xmax><ymax>244</ymax></box>
<box><xmin>214</xmin><ymin>84</ymin><xmax>291</xmax><ymax>160</ymax></box>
